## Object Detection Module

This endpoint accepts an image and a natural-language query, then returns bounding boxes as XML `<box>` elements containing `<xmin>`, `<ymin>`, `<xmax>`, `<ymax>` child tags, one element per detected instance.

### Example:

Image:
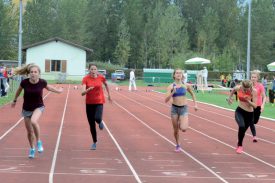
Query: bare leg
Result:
<box><xmin>171</xmin><ymin>115</ymin><xmax>180</xmax><ymax>145</ymax></box>
<box><xmin>24</xmin><ymin>117</ymin><xmax>35</xmax><ymax>149</ymax></box>
<box><xmin>30</xmin><ymin>108</ymin><xmax>43</xmax><ymax>142</ymax></box>
<box><xmin>179</xmin><ymin>115</ymin><xmax>189</xmax><ymax>132</ymax></box>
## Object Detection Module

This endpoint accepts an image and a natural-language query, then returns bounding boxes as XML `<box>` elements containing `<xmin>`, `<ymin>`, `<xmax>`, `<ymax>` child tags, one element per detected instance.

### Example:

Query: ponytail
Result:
<box><xmin>14</xmin><ymin>63</ymin><xmax>40</xmax><ymax>76</ymax></box>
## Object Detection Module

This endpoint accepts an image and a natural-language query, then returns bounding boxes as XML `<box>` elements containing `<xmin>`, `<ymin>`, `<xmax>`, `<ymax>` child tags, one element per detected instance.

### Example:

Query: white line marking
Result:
<box><xmin>49</xmin><ymin>85</ymin><xmax>70</xmax><ymax>183</ymax></box>
<box><xmin>115</xmin><ymin>92</ymin><xmax>275</xmax><ymax>169</ymax></box>
<box><xmin>114</xmin><ymin>101</ymin><xmax>228</xmax><ymax>183</ymax></box>
<box><xmin>0</xmin><ymin>92</ymin><xmax>51</xmax><ymax>141</ymax></box>
<box><xmin>104</xmin><ymin>120</ymin><xmax>143</xmax><ymax>183</ymax></box>
<box><xmin>132</xmin><ymin>92</ymin><xmax>275</xmax><ymax>144</ymax></box>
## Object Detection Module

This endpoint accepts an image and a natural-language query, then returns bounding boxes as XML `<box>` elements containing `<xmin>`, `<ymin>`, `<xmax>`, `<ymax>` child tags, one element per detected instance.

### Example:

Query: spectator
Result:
<box><xmin>226</xmin><ymin>73</ymin><xmax>232</xmax><ymax>87</ymax></box>
<box><xmin>128</xmin><ymin>69</ymin><xmax>137</xmax><ymax>91</ymax></box>
<box><xmin>0</xmin><ymin>65</ymin><xmax>6</xmax><ymax>97</ymax></box>
<box><xmin>272</xmin><ymin>75</ymin><xmax>275</xmax><ymax>91</ymax></box>
<box><xmin>220</xmin><ymin>74</ymin><xmax>225</xmax><ymax>86</ymax></box>
<box><xmin>261</xmin><ymin>75</ymin><xmax>268</xmax><ymax>96</ymax></box>
<box><xmin>202</xmin><ymin>67</ymin><xmax>208</xmax><ymax>88</ymax></box>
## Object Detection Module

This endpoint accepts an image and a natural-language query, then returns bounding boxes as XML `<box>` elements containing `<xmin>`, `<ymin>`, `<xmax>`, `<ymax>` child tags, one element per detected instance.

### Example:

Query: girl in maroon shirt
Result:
<box><xmin>11</xmin><ymin>64</ymin><xmax>63</xmax><ymax>158</ymax></box>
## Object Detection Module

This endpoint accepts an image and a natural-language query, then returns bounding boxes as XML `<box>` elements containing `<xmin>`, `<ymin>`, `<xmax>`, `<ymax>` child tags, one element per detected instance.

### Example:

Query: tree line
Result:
<box><xmin>0</xmin><ymin>0</ymin><xmax>275</xmax><ymax>71</ymax></box>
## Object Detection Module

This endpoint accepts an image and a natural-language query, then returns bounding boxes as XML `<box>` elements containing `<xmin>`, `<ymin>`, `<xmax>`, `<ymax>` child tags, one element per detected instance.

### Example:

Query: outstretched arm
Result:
<box><xmin>46</xmin><ymin>85</ymin><xmax>63</xmax><ymax>93</ymax></box>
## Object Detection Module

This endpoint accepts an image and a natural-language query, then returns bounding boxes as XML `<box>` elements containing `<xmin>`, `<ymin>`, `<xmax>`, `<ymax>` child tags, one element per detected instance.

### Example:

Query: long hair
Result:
<box><xmin>14</xmin><ymin>63</ymin><xmax>41</xmax><ymax>76</ymax></box>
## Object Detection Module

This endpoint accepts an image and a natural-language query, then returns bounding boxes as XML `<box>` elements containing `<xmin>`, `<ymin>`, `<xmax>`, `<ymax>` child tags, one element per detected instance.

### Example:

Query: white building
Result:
<box><xmin>23</xmin><ymin>37</ymin><xmax>92</xmax><ymax>81</ymax></box>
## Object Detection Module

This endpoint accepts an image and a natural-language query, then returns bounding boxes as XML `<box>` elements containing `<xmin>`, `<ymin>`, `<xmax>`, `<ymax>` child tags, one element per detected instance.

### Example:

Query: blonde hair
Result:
<box><xmin>14</xmin><ymin>63</ymin><xmax>41</xmax><ymax>76</ymax></box>
<box><xmin>251</xmin><ymin>70</ymin><xmax>260</xmax><ymax>79</ymax></box>
<box><xmin>241</xmin><ymin>79</ymin><xmax>253</xmax><ymax>90</ymax></box>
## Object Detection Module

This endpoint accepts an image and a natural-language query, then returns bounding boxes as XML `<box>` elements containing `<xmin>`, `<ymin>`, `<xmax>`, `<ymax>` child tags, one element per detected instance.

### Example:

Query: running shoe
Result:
<box><xmin>252</xmin><ymin>136</ymin><xmax>258</xmax><ymax>143</ymax></box>
<box><xmin>175</xmin><ymin>145</ymin><xmax>181</xmax><ymax>152</ymax></box>
<box><xmin>99</xmin><ymin>121</ymin><xmax>104</xmax><ymax>130</ymax></box>
<box><xmin>236</xmin><ymin>146</ymin><xmax>243</xmax><ymax>154</ymax></box>
<box><xmin>91</xmin><ymin>143</ymin><xmax>97</xmax><ymax>150</ymax></box>
<box><xmin>29</xmin><ymin>148</ymin><xmax>36</xmax><ymax>159</ymax></box>
<box><xmin>37</xmin><ymin>140</ymin><xmax>44</xmax><ymax>153</ymax></box>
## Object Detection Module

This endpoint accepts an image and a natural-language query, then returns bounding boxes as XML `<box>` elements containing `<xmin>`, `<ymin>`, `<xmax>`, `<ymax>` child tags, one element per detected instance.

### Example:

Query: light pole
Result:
<box><xmin>246</xmin><ymin>0</ymin><xmax>251</xmax><ymax>79</ymax></box>
<box><xmin>18</xmin><ymin>0</ymin><xmax>23</xmax><ymax>67</ymax></box>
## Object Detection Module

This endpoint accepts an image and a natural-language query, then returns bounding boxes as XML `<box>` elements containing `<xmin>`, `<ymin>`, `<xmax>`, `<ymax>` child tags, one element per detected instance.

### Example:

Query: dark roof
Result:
<box><xmin>22</xmin><ymin>37</ymin><xmax>93</xmax><ymax>53</ymax></box>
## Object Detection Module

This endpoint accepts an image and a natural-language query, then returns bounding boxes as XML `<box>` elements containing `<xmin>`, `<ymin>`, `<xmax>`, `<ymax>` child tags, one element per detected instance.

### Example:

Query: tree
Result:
<box><xmin>114</xmin><ymin>18</ymin><xmax>131</xmax><ymax>67</ymax></box>
<box><xmin>0</xmin><ymin>1</ymin><xmax>18</xmax><ymax>59</ymax></box>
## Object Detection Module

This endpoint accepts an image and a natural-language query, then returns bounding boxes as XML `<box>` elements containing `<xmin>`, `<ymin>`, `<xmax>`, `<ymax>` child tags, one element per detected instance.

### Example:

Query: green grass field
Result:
<box><xmin>157</xmin><ymin>88</ymin><xmax>274</xmax><ymax>119</ymax></box>
<box><xmin>115</xmin><ymin>79</ymin><xmax>274</xmax><ymax>119</ymax></box>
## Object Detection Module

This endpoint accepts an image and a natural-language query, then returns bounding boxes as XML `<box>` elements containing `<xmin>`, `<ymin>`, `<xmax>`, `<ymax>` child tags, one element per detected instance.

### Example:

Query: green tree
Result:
<box><xmin>155</xmin><ymin>4</ymin><xmax>188</xmax><ymax>68</ymax></box>
<box><xmin>0</xmin><ymin>1</ymin><xmax>17</xmax><ymax>59</ymax></box>
<box><xmin>114</xmin><ymin>18</ymin><xmax>131</xmax><ymax>66</ymax></box>
<box><xmin>55</xmin><ymin>0</ymin><xmax>87</xmax><ymax>43</ymax></box>
<box><xmin>23</xmin><ymin>0</ymin><xmax>58</xmax><ymax>44</ymax></box>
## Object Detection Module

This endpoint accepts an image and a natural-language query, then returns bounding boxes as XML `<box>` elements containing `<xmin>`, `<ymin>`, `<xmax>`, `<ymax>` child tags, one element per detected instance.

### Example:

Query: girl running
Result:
<box><xmin>11</xmin><ymin>63</ymin><xmax>63</xmax><ymax>158</ymax></box>
<box><xmin>165</xmin><ymin>69</ymin><xmax>198</xmax><ymax>152</ymax></box>
<box><xmin>250</xmin><ymin>71</ymin><xmax>266</xmax><ymax>142</ymax></box>
<box><xmin>81</xmin><ymin>64</ymin><xmax>112</xmax><ymax>150</ymax></box>
<box><xmin>227</xmin><ymin>80</ymin><xmax>257</xmax><ymax>154</ymax></box>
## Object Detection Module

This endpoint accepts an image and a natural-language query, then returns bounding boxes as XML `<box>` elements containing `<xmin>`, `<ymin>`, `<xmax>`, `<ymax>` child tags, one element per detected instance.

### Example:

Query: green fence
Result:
<box><xmin>143</xmin><ymin>69</ymin><xmax>173</xmax><ymax>84</ymax></box>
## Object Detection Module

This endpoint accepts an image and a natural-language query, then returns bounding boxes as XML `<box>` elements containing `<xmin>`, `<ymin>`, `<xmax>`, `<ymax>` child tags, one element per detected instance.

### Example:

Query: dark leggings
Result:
<box><xmin>86</xmin><ymin>104</ymin><xmax>103</xmax><ymax>143</ymax></box>
<box><xmin>250</xmin><ymin>106</ymin><xmax>261</xmax><ymax>136</ymax></box>
<box><xmin>235</xmin><ymin>107</ymin><xmax>254</xmax><ymax>146</ymax></box>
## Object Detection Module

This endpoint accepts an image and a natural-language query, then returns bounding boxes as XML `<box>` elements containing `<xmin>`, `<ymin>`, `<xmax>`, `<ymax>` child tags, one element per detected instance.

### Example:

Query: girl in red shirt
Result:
<box><xmin>227</xmin><ymin>80</ymin><xmax>257</xmax><ymax>154</ymax></box>
<box><xmin>11</xmin><ymin>64</ymin><xmax>63</xmax><ymax>158</ymax></box>
<box><xmin>81</xmin><ymin>64</ymin><xmax>112</xmax><ymax>150</ymax></box>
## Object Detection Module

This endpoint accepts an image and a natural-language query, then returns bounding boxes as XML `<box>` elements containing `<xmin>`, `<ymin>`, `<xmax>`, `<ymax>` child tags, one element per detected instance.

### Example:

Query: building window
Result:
<box><xmin>51</xmin><ymin>60</ymin><xmax>61</xmax><ymax>72</ymax></box>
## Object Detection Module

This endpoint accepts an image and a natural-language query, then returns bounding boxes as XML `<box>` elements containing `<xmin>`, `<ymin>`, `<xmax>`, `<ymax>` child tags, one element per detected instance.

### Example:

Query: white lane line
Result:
<box><xmin>49</xmin><ymin>85</ymin><xmax>70</xmax><ymax>183</ymax></box>
<box><xmin>103</xmin><ymin>120</ymin><xmax>143</xmax><ymax>183</ymax></box>
<box><xmin>0</xmin><ymin>92</ymin><xmax>51</xmax><ymax>141</ymax></box>
<box><xmin>113</xmin><ymin>101</ymin><xmax>228</xmax><ymax>183</ymax></box>
<box><xmin>115</xmin><ymin>92</ymin><xmax>275</xmax><ymax>169</ymax></box>
<box><xmin>131</xmin><ymin>91</ymin><xmax>275</xmax><ymax>144</ymax></box>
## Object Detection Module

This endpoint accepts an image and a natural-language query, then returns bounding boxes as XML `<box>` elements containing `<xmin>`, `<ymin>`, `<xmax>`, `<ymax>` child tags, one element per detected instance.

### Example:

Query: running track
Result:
<box><xmin>0</xmin><ymin>84</ymin><xmax>274</xmax><ymax>183</ymax></box>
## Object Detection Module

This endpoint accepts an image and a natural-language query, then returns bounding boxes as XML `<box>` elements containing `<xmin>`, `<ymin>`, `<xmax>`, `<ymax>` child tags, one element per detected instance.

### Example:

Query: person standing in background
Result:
<box><xmin>183</xmin><ymin>70</ymin><xmax>188</xmax><ymax>84</ymax></box>
<box><xmin>202</xmin><ymin>67</ymin><xmax>208</xmax><ymax>88</ymax></box>
<box><xmin>129</xmin><ymin>69</ymin><xmax>137</xmax><ymax>91</ymax></box>
<box><xmin>261</xmin><ymin>75</ymin><xmax>268</xmax><ymax>96</ymax></box>
<box><xmin>226</xmin><ymin>73</ymin><xmax>232</xmax><ymax>88</ymax></box>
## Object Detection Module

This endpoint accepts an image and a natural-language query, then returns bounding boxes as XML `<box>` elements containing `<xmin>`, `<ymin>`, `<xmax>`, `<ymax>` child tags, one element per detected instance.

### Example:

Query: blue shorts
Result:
<box><xmin>171</xmin><ymin>104</ymin><xmax>188</xmax><ymax>116</ymax></box>
<box><xmin>22</xmin><ymin>106</ymin><xmax>45</xmax><ymax>118</ymax></box>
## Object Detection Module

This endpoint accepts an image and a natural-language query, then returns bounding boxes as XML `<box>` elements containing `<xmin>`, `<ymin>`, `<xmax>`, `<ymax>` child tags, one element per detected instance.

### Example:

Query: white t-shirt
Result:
<box><xmin>130</xmin><ymin>71</ymin><xmax>135</xmax><ymax>80</ymax></box>
<box><xmin>202</xmin><ymin>68</ymin><xmax>208</xmax><ymax>78</ymax></box>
